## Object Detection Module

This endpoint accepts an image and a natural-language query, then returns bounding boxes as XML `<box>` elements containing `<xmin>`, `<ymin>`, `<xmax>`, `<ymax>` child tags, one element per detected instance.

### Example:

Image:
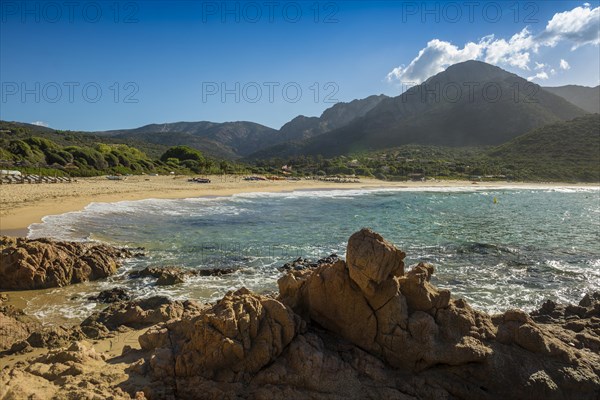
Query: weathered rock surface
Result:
<box><xmin>279</xmin><ymin>230</ymin><xmax>493</xmax><ymax>371</ymax></box>
<box><xmin>140</xmin><ymin>288</ymin><xmax>305</xmax><ymax>389</ymax></box>
<box><xmin>80</xmin><ymin>296</ymin><xmax>205</xmax><ymax>338</ymax></box>
<box><xmin>0</xmin><ymin>236</ymin><xmax>133</xmax><ymax>290</ymax></box>
<box><xmin>530</xmin><ymin>292</ymin><xmax>600</xmax><ymax>353</ymax></box>
<box><xmin>0</xmin><ymin>341</ymin><xmax>144</xmax><ymax>400</ymax></box>
<box><xmin>0</xmin><ymin>304</ymin><xmax>40</xmax><ymax>351</ymax></box>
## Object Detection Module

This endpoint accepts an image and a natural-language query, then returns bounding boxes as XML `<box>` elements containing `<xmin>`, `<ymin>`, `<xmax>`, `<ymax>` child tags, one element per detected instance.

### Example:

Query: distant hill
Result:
<box><xmin>249</xmin><ymin>61</ymin><xmax>588</xmax><ymax>159</ymax></box>
<box><xmin>543</xmin><ymin>85</ymin><xmax>600</xmax><ymax>114</ymax></box>
<box><xmin>0</xmin><ymin>121</ymin><xmax>248</xmax><ymax>177</ymax></box>
<box><xmin>279</xmin><ymin>95</ymin><xmax>388</xmax><ymax>141</ymax></box>
<box><xmin>97</xmin><ymin>121</ymin><xmax>281</xmax><ymax>159</ymax></box>
<box><xmin>489</xmin><ymin>114</ymin><xmax>600</xmax><ymax>181</ymax></box>
<box><xmin>96</xmin><ymin>95</ymin><xmax>388</xmax><ymax>159</ymax></box>
<box><xmin>0</xmin><ymin>121</ymin><xmax>168</xmax><ymax>158</ymax></box>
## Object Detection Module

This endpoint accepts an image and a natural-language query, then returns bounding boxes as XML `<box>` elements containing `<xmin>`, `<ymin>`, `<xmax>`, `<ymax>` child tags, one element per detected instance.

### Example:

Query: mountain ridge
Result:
<box><xmin>247</xmin><ymin>60</ymin><xmax>589</xmax><ymax>159</ymax></box>
<box><xmin>542</xmin><ymin>85</ymin><xmax>600</xmax><ymax>114</ymax></box>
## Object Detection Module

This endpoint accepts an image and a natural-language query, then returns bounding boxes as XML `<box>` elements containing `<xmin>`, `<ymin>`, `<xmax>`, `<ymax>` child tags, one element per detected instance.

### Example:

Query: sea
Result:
<box><xmin>24</xmin><ymin>186</ymin><xmax>600</xmax><ymax>324</ymax></box>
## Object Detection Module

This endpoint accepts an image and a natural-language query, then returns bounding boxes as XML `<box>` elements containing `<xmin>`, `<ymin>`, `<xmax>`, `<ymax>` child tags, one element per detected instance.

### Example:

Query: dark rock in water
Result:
<box><xmin>196</xmin><ymin>267</ymin><xmax>236</xmax><ymax>276</ymax></box>
<box><xmin>278</xmin><ymin>254</ymin><xmax>339</xmax><ymax>271</ymax></box>
<box><xmin>531</xmin><ymin>292</ymin><xmax>600</xmax><ymax>323</ymax></box>
<box><xmin>279</xmin><ymin>257</ymin><xmax>312</xmax><ymax>271</ymax></box>
<box><xmin>156</xmin><ymin>273</ymin><xmax>184</xmax><ymax>286</ymax></box>
<box><xmin>0</xmin><ymin>236</ymin><xmax>133</xmax><ymax>290</ymax></box>
<box><xmin>129</xmin><ymin>266</ymin><xmax>190</xmax><ymax>286</ymax></box>
<box><xmin>87</xmin><ymin>287</ymin><xmax>131</xmax><ymax>303</ymax></box>
<box><xmin>129</xmin><ymin>265</ymin><xmax>236</xmax><ymax>285</ymax></box>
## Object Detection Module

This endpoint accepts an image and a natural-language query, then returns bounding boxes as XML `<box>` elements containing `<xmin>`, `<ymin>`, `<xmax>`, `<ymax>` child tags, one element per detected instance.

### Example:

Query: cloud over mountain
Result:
<box><xmin>387</xmin><ymin>4</ymin><xmax>600</xmax><ymax>84</ymax></box>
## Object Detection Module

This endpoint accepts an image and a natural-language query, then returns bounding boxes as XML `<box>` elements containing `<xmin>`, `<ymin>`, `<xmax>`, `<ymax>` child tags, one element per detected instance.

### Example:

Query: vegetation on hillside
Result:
<box><xmin>0</xmin><ymin>122</ymin><xmax>248</xmax><ymax>177</ymax></box>
<box><xmin>1</xmin><ymin>114</ymin><xmax>598</xmax><ymax>182</ymax></box>
<box><xmin>251</xmin><ymin>115</ymin><xmax>600</xmax><ymax>182</ymax></box>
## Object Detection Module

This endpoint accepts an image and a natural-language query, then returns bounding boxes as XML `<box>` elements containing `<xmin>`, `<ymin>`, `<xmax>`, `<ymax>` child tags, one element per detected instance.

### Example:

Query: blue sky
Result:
<box><xmin>1</xmin><ymin>1</ymin><xmax>599</xmax><ymax>131</ymax></box>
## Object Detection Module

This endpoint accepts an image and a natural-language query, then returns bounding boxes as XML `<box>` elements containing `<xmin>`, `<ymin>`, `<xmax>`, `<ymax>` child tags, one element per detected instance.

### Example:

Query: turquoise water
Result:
<box><xmin>27</xmin><ymin>186</ymin><xmax>600</xmax><ymax>323</ymax></box>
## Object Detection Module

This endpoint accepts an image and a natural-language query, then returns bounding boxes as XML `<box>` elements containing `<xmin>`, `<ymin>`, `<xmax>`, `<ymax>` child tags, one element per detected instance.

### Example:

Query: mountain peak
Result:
<box><xmin>425</xmin><ymin>60</ymin><xmax>517</xmax><ymax>85</ymax></box>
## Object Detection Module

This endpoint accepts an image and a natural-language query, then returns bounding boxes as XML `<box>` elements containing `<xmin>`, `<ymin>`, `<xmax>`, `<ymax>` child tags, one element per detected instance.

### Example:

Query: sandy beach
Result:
<box><xmin>1</xmin><ymin>174</ymin><xmax>597</xmax><ymax>234</ymax></box>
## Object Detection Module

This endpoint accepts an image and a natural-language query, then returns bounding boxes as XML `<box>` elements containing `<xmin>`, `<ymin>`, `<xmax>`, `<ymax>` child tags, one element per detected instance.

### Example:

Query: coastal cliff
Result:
<box><xmin>1</xmin><ymin>229</ymin><xmax>599</xmax><ymax>399</ymax></box>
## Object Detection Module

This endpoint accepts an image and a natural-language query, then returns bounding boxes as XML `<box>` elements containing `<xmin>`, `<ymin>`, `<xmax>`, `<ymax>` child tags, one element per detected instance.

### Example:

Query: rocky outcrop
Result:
<box><xmin>1</xmin><ymin>229</ymin><xmax>599</xmax><ymax>399</ymax></box>
<box><xmin>530</xmin><ymin>292</ymin><xmax>600</xmax><ymax>353</ymax></box>
<box><xmin>278</xmin><ymin>229</ymin><xmax>493</xmax><ymax>371</ymax></box>
<box><xmin>0</xmin><ymin>341</ymin><xmax>143</xmax><ymax>400</ymax></box>
<box><xmin>138</xmin><ymin>228</ymin><xmax>599</xmax><ymax>399</ymax></box>
<box><xmin>0</xmin><ymin>236</ymin><xmax>133</xmax><ymax>290</ymax></box>
<box><xmin>0</xmin><ymin>304</ymin><xmax>40</xmax><ymax>352</ymax></box>
<box><xmin>140</xmin><ymin>288</ymin><xmax>304</xmax><ymax>389</ymax></box>
<box><xmin>80</xmin><ymin>296</ymin><xmax>204</xmax><ymax>338</ymax></box>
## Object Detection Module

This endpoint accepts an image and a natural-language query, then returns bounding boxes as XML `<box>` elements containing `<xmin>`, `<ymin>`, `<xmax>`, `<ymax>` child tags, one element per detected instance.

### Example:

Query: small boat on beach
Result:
<box><xmin>188</xmin><ymin>177</ymin><xmax>211</xmax><ymax>183</ymax></box>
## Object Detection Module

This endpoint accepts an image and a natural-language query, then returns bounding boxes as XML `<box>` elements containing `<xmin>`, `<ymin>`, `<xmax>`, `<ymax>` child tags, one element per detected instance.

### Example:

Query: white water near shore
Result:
<box><xmin>13</xmin><ymin>185</ymin><xmax>600</xmax><ymax>325</ymax></box>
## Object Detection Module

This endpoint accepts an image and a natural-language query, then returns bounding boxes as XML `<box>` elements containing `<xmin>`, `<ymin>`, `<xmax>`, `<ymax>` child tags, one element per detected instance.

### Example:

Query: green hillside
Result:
<box><xmin>252</xmin><ymin>115</ymin><xmax>600</xmax><ymax>183</ymax></box>
<box><xmin>0</xmin><ymin>121</ymin><xmax>247</xmax><ymax>177</ymax></box>
<box><xmin>488</xmin><ymin>114</ymin><xmax>600</xmax><ymax>181</ymax></box>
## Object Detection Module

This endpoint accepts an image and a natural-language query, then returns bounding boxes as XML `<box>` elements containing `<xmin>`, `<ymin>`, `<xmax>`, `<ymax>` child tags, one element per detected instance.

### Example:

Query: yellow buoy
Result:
<box><xmin>493</xmin><ymin>197</ymin><xmax>498</xmax><ymax>204</ymax></box>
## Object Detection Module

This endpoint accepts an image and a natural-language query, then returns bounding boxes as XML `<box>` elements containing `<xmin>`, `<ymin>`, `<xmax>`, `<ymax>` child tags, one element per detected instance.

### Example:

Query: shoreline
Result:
<box><xmin>1</xmin><ymin>175</ymin><xmax>597</xmax><ymax>234</ymax></box>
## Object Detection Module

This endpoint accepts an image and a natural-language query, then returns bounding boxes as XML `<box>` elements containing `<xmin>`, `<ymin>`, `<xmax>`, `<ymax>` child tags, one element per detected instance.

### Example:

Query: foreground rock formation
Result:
<box><xmin>1</xmin><ymin>229</ymin><xmax>599</xmax><ymax>399</ymax></box>
<box><xmin>135</xmin><ymin>228</ymin><xmax>599</xmax><ymax>399</ymax></box>
<box><xmin>0</xmin><ymin>303</ymin><xmax>40</xmax><ymax>351</ymax></box>
<box><xmin>0</xmin><ymin>236</ymin><xmax>135</xmax><ymax>290</ymax></box>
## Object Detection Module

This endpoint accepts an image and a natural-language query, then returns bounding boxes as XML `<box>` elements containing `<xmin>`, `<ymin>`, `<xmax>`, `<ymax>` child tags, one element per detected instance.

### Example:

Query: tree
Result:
<box><xmin>160</xmin><ymin>146</ymin><xmax>204</xmax><ymax>163</ymax></box>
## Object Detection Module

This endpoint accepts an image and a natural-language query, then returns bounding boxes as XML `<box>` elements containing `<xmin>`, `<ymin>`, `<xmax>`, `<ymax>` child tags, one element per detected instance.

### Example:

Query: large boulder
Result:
<box><xmin>0</xmin><ymin>236</ymin><xmax>133</xmax><ymax>290</ymax></box>
<box><xmin>279</xmin><ymin>228</ymin><xmax>493</xmax><ymax>370</ymax></box>
<box><xmin>0</xmin><ymin>304</ymin><xmax>41</xmax><ymax>351</ymax></box>
<box><xmin>81</xmin><ymin>296</ymin><xmax>204</xmax><ymax>337</ymax></box>
<box><xmin>140</xmin><ymin>288</ymin><xmax>304</xmax><ymax>385</ymax></box>
<box><xmin>346</xmin><ymin>228</ymin><xmax>405</xmax><ymax>295</ymax></box>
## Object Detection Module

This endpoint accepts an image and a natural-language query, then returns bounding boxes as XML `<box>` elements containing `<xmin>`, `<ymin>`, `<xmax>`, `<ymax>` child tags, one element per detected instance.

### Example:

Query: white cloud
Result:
<box><xmin>527</xmin><ymin>72</ymin><xmax>549</xmax><ymax>81</ymax></box>
<box><xmin>484</xmin><ymin>28</ymin><xmax>537</xmax><ymax>70</ymax></box>
<box><xmin>560</xmin><ymin>59</ymin><xmax>571</xmax><ymax>70</ymax></box>
<box><xmin>31</xmin><ymin>121</ymin><xmax>49</xmax><ymax>127</ymax></box>
<box><xmin>386</xmin><ymin>39</ymin><xmax>483</xmax><ymax>83</ymax></box>
<box><xmin>540</xmin><ymin>4</ymin><xmax>600</xmax><ymax>48</ymax></box>
<box><xmin>387</xmin><ymin>4</ymin><xmax>599</xmax><ymax>84</ymax></box>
